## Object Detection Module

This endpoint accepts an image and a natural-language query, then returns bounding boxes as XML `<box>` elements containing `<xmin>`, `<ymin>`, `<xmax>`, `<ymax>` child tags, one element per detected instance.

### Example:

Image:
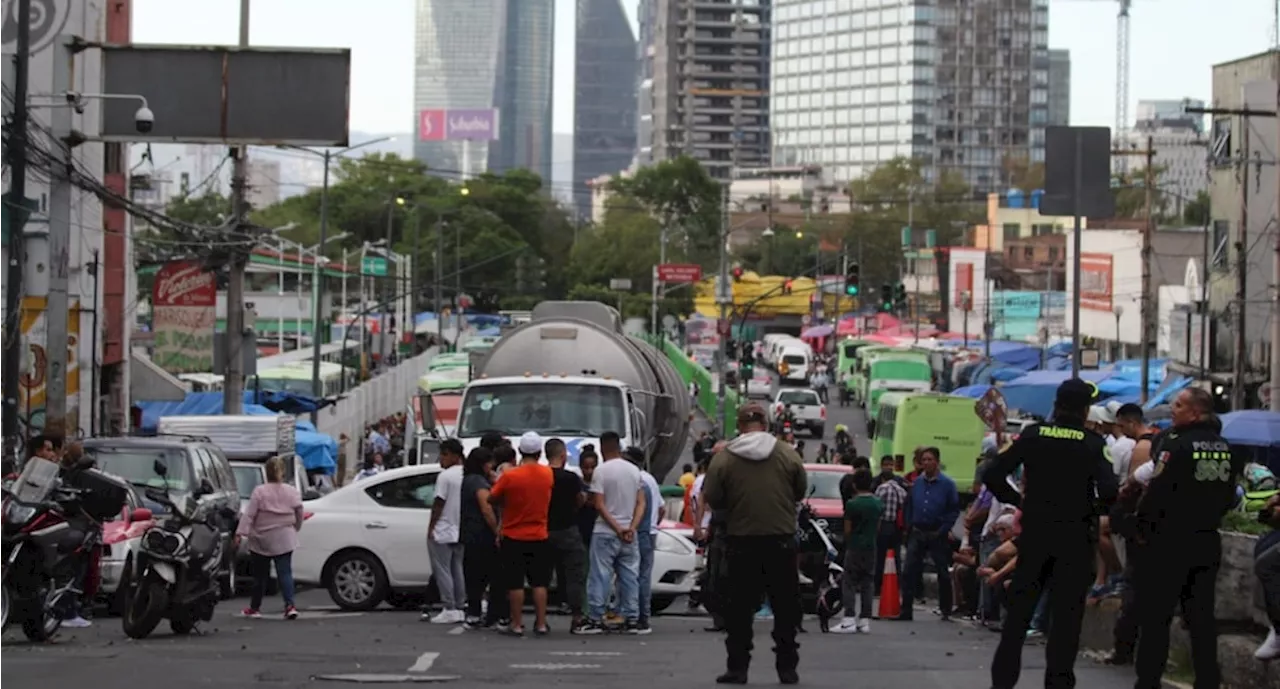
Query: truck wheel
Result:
<box><xmin>812</xmin><ymin>425</ymin><xmax>824</xmax><ymax>439</ymax></box>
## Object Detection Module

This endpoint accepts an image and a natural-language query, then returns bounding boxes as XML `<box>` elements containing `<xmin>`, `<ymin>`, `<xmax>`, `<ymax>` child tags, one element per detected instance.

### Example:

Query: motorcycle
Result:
<box><xmin>796</xmin><ymin>500</ymin><xmax>844</xmax><ymax>632</ymax></box>
<box><xmin>121</xmin><ymin>459</ymin><xmax>237</xmax><ymax>639</ymax></box>
<box><xmin>2</xmin><ymin>457</ymin><xmax>130</xmax><ymax>641</ymax></box>
<box><xmin>775</xmin><ymin>404</ymin><xmax>798</xmax><ymax>437</ymax></box>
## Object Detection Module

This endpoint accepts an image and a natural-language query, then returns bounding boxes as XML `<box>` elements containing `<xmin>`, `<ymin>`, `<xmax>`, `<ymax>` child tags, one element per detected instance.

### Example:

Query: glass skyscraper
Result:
<box><xmin>413</xmin><ymin>0</ymin><xmax>554</xmax><ymax>185</ymax></box>
<box><xmin>573</xmin><ymin>0</ymin><xmax>638</xmax><ymax>218</ymax></box>
<box><xmin>771</xmin><ymin>0</ymin><xmax>1049</xmax><ymax>192</ymax></box>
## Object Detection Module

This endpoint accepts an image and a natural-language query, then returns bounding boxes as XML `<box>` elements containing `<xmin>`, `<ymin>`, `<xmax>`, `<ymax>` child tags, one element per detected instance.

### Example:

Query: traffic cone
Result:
<box><xmin>877</xmin><ymin>550</ymin><xmax>901</xmax><ymax>619</ymax></box>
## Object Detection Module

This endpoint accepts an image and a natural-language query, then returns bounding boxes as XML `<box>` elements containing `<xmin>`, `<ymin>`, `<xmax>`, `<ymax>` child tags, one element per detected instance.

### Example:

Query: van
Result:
<box><xmin>871</xmin><ymin>392</ymin><xmax>986</xmax><ymax>493</ymax></box>
<box><xmin>761</xmin><ymin>333</ymin><xmax>791</xmax><ymax>367</ymax></box>
<box><xmin>777</xmin><ymin>343</ymin><xmax>811</xmax><ymax>384</ymax></box>
<box><xmin>864</xmin><ymin>354</ymin><xmax>933</xmax><ymax>424</ymax></box>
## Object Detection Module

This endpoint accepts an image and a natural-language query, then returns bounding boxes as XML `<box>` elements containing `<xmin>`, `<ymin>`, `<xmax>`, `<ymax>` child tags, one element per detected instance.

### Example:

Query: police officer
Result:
<box><xmin>984</xmin><ymin>378</ymin><xmax>1118</xmax><ymax>689</ymax></box>
<box><xmin>1132</xmin><ymin>387</ymin><xmax>1240</xmax><ymax>689</ymax></box>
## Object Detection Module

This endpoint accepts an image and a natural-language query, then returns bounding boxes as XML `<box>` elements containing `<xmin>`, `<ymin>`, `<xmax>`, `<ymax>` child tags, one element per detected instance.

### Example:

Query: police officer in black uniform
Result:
<box><xmin>984</xmin><ymin>378</ymin><xmax>1118</xmax><ymax>689</ymax></box>
<box><xmin>1132</xmin><ymin>387</ymin><xmax>1239</xmax><ymax>689</ymax></box>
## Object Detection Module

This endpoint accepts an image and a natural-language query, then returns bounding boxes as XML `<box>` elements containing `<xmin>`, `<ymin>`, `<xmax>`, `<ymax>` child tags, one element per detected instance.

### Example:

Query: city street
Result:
<box><xmin>1</xmin><ymin>588</ymin><xmax>1141</xmax><ymax>689</ymax></box>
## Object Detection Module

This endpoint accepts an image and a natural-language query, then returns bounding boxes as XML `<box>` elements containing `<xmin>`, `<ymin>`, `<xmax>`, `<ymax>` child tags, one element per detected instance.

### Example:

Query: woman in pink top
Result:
<box><xmin>235</xmin><ymin>457</ymin><xmax>305</xmax><ymax>619</ymax></box>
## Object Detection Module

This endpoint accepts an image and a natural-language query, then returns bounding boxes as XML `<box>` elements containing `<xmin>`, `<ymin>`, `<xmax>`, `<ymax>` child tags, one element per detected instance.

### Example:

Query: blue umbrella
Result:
<box><xmin>1219</xmin><ymin>410</ymin><xmax>1280</xmax><ymax>448</ymax></box>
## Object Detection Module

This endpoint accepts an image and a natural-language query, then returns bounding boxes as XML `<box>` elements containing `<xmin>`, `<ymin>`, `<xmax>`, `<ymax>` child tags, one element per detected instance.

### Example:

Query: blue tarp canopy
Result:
<box><xmin>133</xmin><ymin>393</ymin><xmax>337</xmax><ymax>474</ymax></box>
<box><xmin>939</xmin><ymin>340</ymin><xmax>1043</xmax><ymax>371</ymax></box>
<box><xmin>951</xmin><ymin>384</ymin><xmax>992</xmax><ymax>399</ymax></box>
<box><xmin>993</xmin><ymin>370</ymin><xmax>1113</xmax><ymax>418</ymax></box>
<box><xmin>475</xmin><ymin>326</ymin><xmax>501</xmax><ymax>337</ymax></box>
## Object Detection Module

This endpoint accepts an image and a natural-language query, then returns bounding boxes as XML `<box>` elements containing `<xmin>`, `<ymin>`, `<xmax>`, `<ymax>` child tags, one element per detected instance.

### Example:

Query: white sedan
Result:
<box><xmin>293</xmin><ymin>464</ymin><xmax>701</xmax><ymax>612</ymax></box>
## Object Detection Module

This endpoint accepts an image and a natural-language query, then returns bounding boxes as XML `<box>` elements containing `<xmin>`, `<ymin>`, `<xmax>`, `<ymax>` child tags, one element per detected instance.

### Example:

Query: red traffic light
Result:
<box><xmin>783</xmin><ymin>279</ymin><xmax>794</xmax><ymax>294</ymax></box>
<box><xmin>732</xmin><ymin>266</ymin><xmax>744</xmax><ymax>280</ymax></box>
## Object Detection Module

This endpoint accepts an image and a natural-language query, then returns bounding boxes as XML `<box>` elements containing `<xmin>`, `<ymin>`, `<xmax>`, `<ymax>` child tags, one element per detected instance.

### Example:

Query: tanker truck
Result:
<box><xmin>455</xmin><ymin>301</ymin><xmax>690</xmax><ymax>479</ymax></box>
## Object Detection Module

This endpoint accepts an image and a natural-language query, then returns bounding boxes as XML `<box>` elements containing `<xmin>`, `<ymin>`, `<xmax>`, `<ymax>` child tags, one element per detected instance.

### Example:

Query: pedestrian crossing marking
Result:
<box><xmin>547</xmin><ymin>651</ymin><xmax>623</xmax><ymax>656</ymax></box>
<box><xmin>509</xmin><ymin>663</ymin><xmax>603</xmax><ymax>670</ymax></box>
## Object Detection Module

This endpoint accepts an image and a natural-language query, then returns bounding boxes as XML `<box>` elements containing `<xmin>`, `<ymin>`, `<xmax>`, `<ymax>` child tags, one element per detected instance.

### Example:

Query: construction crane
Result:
<box><xmin>1114</xmin><ymin>0</ymin><xmax>1133</xmax><ymax>173</ymax></box>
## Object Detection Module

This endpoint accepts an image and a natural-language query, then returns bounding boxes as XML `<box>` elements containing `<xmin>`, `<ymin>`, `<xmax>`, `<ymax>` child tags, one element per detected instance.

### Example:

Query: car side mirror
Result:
<box><xmin>130</xmin><ymin>507</ymin><xmax>153</xmax><ymax>522</ymax></box>
<box><xmin>303</xmin><ymin>489</ymin><xmax>320</xmax><ymax>501</ymax></box>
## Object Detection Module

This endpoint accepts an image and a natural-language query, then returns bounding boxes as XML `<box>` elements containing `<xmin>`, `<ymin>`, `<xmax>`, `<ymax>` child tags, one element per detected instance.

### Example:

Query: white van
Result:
<box><xmin>777</xmin><ymin>342</ymin><xmax>812</xmax><ymax>384</ymax></box>
<box><xmin>761</xmin><ymin>333</ymin><xmax>791</xmax><ymax>367</ymax></box>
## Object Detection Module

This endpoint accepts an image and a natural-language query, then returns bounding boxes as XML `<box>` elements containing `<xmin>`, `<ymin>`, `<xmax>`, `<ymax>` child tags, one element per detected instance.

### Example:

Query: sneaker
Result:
<box><xmin>755</xmin><ymin>605</ymin><xmax>773</xmax><ymax>620</ymax></box>
<box><xmin>241</xmin><ymin>608</ymin><xmax>262</xmax><ymax>619</ymax></box>
<box><xmin>284</xmin><ymin>605</ymin><xmax>299</xmax><ymax>620</ymax></box>
<box><xmin>61</xmin><ymin>616</ymin><xmax>92</xmax><ymax>628</ymax></box>
<box><xmin>571</xmin><ymin>619</ymin><xmax>605</xmax><ymax>635</ymax></box>
<box><xmin>633</xmin><ymin>620</ymin><xmax>653</xmax><ymax>636</ymax></box>
<box><xmin>1255</xmin><ymin>628</ymin><xmax>1280</xmax><ymax>661</ymax></box>
<box><xmin>493</xmin><ymin>618</ymin><xmax>511</xmax><ymax>633</ymax></box>
<box><xmin>1026</xmin><ymin>629</ymin><xmax>1045</xmax><ymax>641</ymax></box>
<box><xmin>463</xmin><ymin>616</ymin><xmax>484</xmax><ymax>630</ymax></box>
<box><xmin>856</xmin><ymin>618</ymin><xmax>870</xmax><ymax>633</ymax></box>
<box><xmin>831</xmin><ymin>618</ymin><xmax>860</xmax><ymax>634</ymax></box>
<box><xmin>429</xmin><ymin>609</ymin><xmax>458</xmax><ymax>624</ymax></box>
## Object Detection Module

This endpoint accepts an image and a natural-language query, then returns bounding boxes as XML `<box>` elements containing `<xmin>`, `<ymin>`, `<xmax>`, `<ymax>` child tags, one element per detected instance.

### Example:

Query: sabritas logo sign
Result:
<box><xmin>154</xmin><ymin>262</ymin><xmax>216</xmax><ymax>307</ymax></box>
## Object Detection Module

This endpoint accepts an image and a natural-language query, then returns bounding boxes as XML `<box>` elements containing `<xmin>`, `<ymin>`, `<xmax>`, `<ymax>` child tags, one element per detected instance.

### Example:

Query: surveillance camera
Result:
<box><xmin>134</xmin><ymin>106</ymin><xmax>154</xmax><ymax>134</ymax></box>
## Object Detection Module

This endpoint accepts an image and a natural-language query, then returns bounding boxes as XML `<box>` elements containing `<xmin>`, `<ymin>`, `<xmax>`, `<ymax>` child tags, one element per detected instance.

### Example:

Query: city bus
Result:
<box><xmin>863</xmin><ymin>354</ymin><xmax>934</xmax><ymax>425</ymax></box>
<box><xmin>871</xmin><ymin>392</ymin><xmax>986</xmax><ymax>493</ymax></box>
<box><xmin>250</xmin><ymin>361</ymin><xmax>354</xmax><ymax>398</ymax></box>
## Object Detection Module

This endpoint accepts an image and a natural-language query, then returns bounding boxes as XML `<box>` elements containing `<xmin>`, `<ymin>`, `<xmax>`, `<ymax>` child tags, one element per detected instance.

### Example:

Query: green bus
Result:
<box><xmin>849</xmin><ymin>345</ymin><xmax>898</xmax><ymax>406</ymax></box>
<box><xmin>419</xmin><ymin>366</ymin><xmax>470</xmax><ymax>393</ymax></box>
<box><xmin>855</xmin><ymin>349</ymin><xmax>929</xmax><ymax>406</ymax></box>
<box><xmin>863</xmin><ymin>355</ymin><xmax>933</xmax><ymax>425</ymax></box>
<box><xmin>835</xmin><ymin>338</ymin><xmax>874</xmax><ymax>401</ymax></box>
<box><xmin>429</xmin><ymin>352</ymin><xmax>472</xmax><ymax>372</ymax></box>
<box><xmin>871</xmin><ymin>392</ymin><xmax>986</xmax><ymax>493</ymax></box>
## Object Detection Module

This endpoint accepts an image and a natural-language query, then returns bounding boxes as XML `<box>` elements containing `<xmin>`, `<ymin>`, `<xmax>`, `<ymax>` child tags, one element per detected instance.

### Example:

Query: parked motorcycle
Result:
<box><xmin>121</xmin><ymin>459</ymin><xmax>237</xmax><ymax>639</ymax></box>
<box><xmin>2</xmin><ymin>457</ymin><xmax>130</xmax><ymax>641</ymax></box>
<box><xmin>796</xmin><ymin>500</ymin><xmax>844</xmax><ymax>632</ymax></box>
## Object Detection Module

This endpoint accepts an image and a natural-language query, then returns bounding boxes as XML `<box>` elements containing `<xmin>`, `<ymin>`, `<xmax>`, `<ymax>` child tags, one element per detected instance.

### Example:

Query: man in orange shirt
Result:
<box><xmin>489</xmin><ymin>431</ymin><xmax>555</xmax><ymax>636</ymax></box>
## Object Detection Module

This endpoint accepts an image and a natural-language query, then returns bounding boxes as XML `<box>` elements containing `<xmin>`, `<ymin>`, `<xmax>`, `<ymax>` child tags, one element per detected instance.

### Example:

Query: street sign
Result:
<box><xmin>657</xmin><ymin>263</ymin><xmax>703</xmax><ymax>283</ymax></box>
<box><xmin>717</xmin><ymin>319</ymin><xmax>731</xmax><ymax>336</ymax></box>
<box><xmin>362</xmin><ymin>256</ymin><xmax>388</xmax><ymax>276</ymax></box>
<box><xmin>609</xmin><ymin>278</ymin><xmax>633</xmax><ymax>290</ymax></box>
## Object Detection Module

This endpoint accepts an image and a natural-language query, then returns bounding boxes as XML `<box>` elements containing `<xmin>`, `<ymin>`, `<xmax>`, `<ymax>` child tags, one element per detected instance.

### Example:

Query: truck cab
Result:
<box><xmin>454</xmin><ymin>375</ymin><xmax>640</xmax><ymax>468</ymax></box>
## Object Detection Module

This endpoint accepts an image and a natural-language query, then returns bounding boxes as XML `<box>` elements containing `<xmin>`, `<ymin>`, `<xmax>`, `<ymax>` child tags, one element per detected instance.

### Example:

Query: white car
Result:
<box><xmin>769</xmin><ymin>388</ymin><xmax>826</xmax><ymax>438</ymax></box>
<box><xmin>293</xmin><ymin>464</ymin><xmax>701</xmax><ymax>613</ymax></box>
<box><xmin>746</xmin><ymin>371</ymin><xmax>773</xmax><ymax>399</ymax></box>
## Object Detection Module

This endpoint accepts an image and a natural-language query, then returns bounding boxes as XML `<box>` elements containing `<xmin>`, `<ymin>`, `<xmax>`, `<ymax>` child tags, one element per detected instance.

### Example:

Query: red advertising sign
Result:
<box><xmin>1080</xmin><ymin>253</ymin><xmax>1114</xmax><ymax>311</ymax></box>
<box><xmin>152</xmin><ymin>262</ymin><xmax>216</xmax><ymax>373</ymax></box>
<box><xmin>657</xmin><ymin>263</ymin><xmax>703</xmax><ymax>283</ymax></box>
<box><xmin>953</xmin><ymin>262</ymin><xmax>974</xmax><ymax>307</ymax></box>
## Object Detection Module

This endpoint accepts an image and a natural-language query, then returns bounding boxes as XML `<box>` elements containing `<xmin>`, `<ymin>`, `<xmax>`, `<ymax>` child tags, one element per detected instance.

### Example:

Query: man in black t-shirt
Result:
<box><xmin>545</xmin><ymin>438</ymin><xmax>588</xmax><ymax>630</ymax></box>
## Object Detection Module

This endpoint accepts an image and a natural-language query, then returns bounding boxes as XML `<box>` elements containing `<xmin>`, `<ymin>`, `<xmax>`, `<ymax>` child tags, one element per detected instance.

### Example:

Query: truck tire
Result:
<box><xmin>811</xmin><ymin>425</ymin><xmax>824</xmax><ymax>439</ymax></box>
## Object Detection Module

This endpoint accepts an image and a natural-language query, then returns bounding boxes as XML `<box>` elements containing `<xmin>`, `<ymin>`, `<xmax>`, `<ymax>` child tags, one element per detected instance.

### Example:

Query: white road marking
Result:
<box><xmin>547</xmin><ymin>651</ymin><xmax>623</xmax><ymax>657</ymax></box>
<box><xmin>509</xmin><ymin>664</ymin><xmax>602</xmax><ymax>670</ymax></box>
<box><xmin>408</xmin><ymin>652</ymin><xmax>439</xmax><ymax>673</ymax></box>
<box><xmin>314</xmin><ymin>673</ymin><xmax>460</xmax><ymax>683</ymax></box>
<box><xmin>447</xmin><ymin>626</ymin><xmax>465</xmax><ymax>635</ymax></box>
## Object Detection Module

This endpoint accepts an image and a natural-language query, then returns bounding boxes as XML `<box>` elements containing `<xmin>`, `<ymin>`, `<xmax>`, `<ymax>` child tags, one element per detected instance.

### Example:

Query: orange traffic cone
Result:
<box><xmin>877</xmin><ymin>550</ymin><xmax>901</xmax><ymax>620</ymax></box>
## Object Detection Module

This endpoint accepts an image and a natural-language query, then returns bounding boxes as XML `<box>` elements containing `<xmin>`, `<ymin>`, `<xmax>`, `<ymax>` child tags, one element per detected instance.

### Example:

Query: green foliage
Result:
<box><xmin>1111</xmin><ymin>166</ymin><xmax>1174</xmax><ymax>221</ymax></box>
<box><xmin>165</xmin><ymin>190</ymin><xmax>232</xmax><ymax>227</ymax></box>
<box><xmin>1183</xmin><ymin>190</ymin><xmax>1210</xmax><ymax>226</ymax></box>
<box><xmin>609</xmin><ymin>156</ymin><xmax>723</xmax><ymax>267</ymax></box>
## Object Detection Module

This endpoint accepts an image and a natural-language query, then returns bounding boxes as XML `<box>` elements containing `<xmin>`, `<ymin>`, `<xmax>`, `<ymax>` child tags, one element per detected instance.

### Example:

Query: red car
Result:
<box><xmin>802</xmin><ymin>464</ymin><xmax>851</xmax><ymax>537</ymax></box>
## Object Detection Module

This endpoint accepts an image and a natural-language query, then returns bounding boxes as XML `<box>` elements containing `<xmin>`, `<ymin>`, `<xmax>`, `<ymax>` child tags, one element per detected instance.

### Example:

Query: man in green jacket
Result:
<box><xmin>703</xmin><ymin>402</ymin><xmax>808</xmax><ymax>685</ymax></box>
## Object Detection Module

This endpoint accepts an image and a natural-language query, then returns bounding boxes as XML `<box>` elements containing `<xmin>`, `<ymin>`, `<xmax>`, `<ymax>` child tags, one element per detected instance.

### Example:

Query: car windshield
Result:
<box><xmin>783</xmin><ymin>354</ymin><xmax>806</xmax><ymax>366</ymax></box>
<box><xmin>842</xmin><ymin>343</ymin><xmax>861</xmax><ymax>358</ymax></box>
<box><xmin>806</xmin><ymin>471</ymin><xmax>846</xmax><ymax>500</ymax></box>
<box><xmin>232</xmin><ymin>466</ymin><xmax>264</xmax><ymax>500</ymax></box>
<box><xmin>251</xmin><ymin>377</ymin><xmax>314</xmax><ymax>395</ymax></box>
<box><xmin>457</xmin><ymin>383</ymin><xmax>626</xmax><ymax>438</ymax></box>
<box><xmin>779</xmin><ymin>390</ymin><xmax>820</xmax><ymax>406</ymax></box>
<box><xmin>83</xmin><ymin>448</ymin><xmax>190</xmax><ymax>491</ymax></box>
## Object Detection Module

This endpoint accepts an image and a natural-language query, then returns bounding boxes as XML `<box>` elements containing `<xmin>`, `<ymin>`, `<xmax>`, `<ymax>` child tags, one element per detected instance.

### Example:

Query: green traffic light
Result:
<box><xmin>845</xmin><ymin>285</ymin><xmax>858</xmax><ymax>296</ymax></box>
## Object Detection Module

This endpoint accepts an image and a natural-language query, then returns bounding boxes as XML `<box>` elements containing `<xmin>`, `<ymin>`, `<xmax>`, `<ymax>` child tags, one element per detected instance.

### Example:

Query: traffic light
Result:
<box><xmin>782</xmin><ymin>279</ymin><xmax>794</xmax><ymax>295</ymax></box>
<box><xmin>732</xmin><ymin>266</ymin><xmax>744</xmax><ymax>281</ymax></box>
<box><xmin>844</xmin><ymin>262</ymin><xmax>860</xmax><ymax>296</ymax></box>
<box><xmin>879</xmin><ymin>283</ymin><xmax>892</xmax><ymax>312</ymax></box>
<box><xmin>894</xmin><ymin>282</ymin><xmax>908</xmax><ymax>311</ymax></box>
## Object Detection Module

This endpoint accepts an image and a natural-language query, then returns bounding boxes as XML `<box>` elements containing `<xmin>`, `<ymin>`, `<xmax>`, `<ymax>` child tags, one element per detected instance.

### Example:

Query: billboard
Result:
<box><xmin>1080</xmin><ymin>253</ymin><xmax>1114</xmax><ymax>312</ymax></box>
<box><xmin>953</xmin><ymin>262</ymin><xmax>974</xmax><ymax>307</ymax></box>
<box><xmin>152</xmin><ymin>262</ymin><xmax>217</xmax><ymax>374</ymax></box>
<box><xmin>100</xmin><ymin>44</ymin><xmax>351</xmax><ymax>145</ymax></box>
<box><xmin>418</xmin><ymin>108</ymin><xmax>500</xmax><ymax>142</ymax></box>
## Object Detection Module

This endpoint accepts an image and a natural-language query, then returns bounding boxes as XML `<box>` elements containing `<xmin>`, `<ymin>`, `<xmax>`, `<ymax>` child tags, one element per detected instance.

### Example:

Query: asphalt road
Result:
<box><xmin>1</xmin><ymin>588</ymin><xmax>1142</xmax><ymax>689</ymax></box>
<box><xmin>747</xmin><ymin>371</ymin><xmax>873</xmax><ymax>462</ymax></box>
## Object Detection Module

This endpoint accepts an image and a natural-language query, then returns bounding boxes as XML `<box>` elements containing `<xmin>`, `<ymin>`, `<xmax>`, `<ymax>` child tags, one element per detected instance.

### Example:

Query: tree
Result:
<box><xmin>1002</xmin><ymin>155</ymin><xmax>1045</xmax><ymax>192</ymax></box>
<box><xmin>1111</xmin><ymin>165</ymin><xmax>1171</xmax><ymax>220</ymax></box>
<box><xmin>609</xmin><ymin>156</ymin><xmax>723</xmax><ymax>268</ymax></box>
<box><xmin>166</xmin><ymin>190</ymin><xmax>232</xmax><ymax>227</ymax></box>
<box><xmin>1183</xmin><ymin>189</ymin><xmax>1210</xmax><ymax>226</ymax></box>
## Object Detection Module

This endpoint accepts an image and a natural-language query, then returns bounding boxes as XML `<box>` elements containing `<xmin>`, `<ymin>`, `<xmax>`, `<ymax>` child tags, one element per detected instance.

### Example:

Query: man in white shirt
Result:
<box><xmin>426</xmin><ymin>439</ymin><xmax>467</xmax><ymax>624</ymax></box>
<box><xmin>625</xmin><ymin>447</ymin><xmax>665</xmax><ymax>634</ymax></box>
<box><xmin>577</xmin><ymin>432</ymin><xmax>646</xmax><ymax>634</ymax></box>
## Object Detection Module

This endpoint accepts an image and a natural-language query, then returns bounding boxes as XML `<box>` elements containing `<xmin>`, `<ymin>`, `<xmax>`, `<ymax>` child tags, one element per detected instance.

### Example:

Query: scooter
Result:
<box><xmin>121</xmin><ymin>459</ymin><xmax>237</xmax><ymax>639</ymax></box>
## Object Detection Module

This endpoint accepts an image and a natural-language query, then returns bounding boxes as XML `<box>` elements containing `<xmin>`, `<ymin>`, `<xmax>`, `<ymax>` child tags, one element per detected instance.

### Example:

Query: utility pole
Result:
<box><xmin>435</xmin><ymin>222</ymin><xmax>444</xmax><ymax>349</ymax></box>
<box><xmin>223</xmin><ymin>0</ymin><xmax>252</xmax><ymax>415</ymax></box>
<box><xmin>1112</xmin><ymin>137</ymin><xmax>1156</xmax><ymax>403</ymax></box>
<box><xmin>3</xmin><ymin>0</ymin><xmax>33</xmax><ymax>447</ymax></box>
<box><xmin>651</xmin><ymin>222</ymin><xmax>667</xmax><ymax>337</ymax></box>
<box><xmin>45</xmin><ymin>37</ymin><xmax>74</xmax><ymax>429</ymax></box>
<box><xmin>309</xmin><ymin>149</ymin><xmax>333</xmax><ymax>417</ymax></box>
<box><xmin>1186</xmin><ymin>104</ymin><xmax>1276</xmax><ymax>409</ymax></box>
<box><xmin>383</xmin><ymin>198</ymin><xmax>396</xmax><ymax>360</ymax></box>
<box><xmin>715</xmin><ymin>185</ymin><xmax>731</xmax><ymax>437</ymax></box>
<box><xmin>1274</xmin><ymin>78</ymin><xmax>1280</xmax><ymax>410</ymax></box>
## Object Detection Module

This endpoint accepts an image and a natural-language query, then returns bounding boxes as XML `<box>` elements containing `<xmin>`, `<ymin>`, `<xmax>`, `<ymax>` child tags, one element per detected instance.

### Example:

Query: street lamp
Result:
<box><xmin>275</xmin><ymin>230</ymin><xmax>349</xmax><ymax>358</ymax></box>
<box><xmin>1113</xmin><ymin>305</ymin><xmax>1125</xmax><ymax>360</ymax></box>
<box><xmin>278</xmin><ymin>136</ymin><xmax>395</xmax><ymax>406</ymax></box>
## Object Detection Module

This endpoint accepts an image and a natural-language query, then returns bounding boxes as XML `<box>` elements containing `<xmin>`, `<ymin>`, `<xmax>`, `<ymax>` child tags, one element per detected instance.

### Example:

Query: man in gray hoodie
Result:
<box><xmin>702</xmin><ymin>402</ymin><xmax>808</xmax><ymax>685</ymax></box>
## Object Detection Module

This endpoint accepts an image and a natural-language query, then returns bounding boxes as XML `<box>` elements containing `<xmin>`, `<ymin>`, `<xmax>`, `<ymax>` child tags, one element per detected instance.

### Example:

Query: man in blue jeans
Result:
<box><xmin>894</xmin><ymin>446</ymin><xmax>960</xmax><ymax>621</ymax></box>
<box><xmin>575</xmin><ymin>432</ymin><xmax>646</xmax><ymax>635</ymax></box>
<box><xmin>625</xmin><ymin>447</ymin><xmax>665</xmax><ymax>635</ymax></box>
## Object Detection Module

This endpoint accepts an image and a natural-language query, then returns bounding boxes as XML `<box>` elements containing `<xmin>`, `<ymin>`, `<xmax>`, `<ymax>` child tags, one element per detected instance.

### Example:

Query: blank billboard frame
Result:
<box><xmin>98</xmin><ymin>43</ymin><xmax>351</xmax><ymax>147</ymax></box>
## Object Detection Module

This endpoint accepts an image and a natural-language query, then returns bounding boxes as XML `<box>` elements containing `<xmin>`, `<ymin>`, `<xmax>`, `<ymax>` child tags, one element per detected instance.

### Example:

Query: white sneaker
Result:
<box><xmin>856</xmin><ymin>618</ymin><xmax>870</xmax><ymax>633</ymax></box>
<box><xmin>451</xmin><ymin>609</ymin><xmax>466</xmax><ymax>623</ymax></box>
<box><xmin>61</xmin><ymin>616</ymin><xmax>92</xmax><ymax>628</ymax></box>
<box><xmin>831</xmin><ymin>618</ymin><xmax>860</xmax><ymax>634</ymax></box>
<box><xmin>1255</xmin><ymin>628</ymin><xmax>1280</xmax><ymax>661</ymax></box>
<box><xmin>429</xmin><ymin>610</ymin><xmax>458</xmax><ymax>624</ymax></box>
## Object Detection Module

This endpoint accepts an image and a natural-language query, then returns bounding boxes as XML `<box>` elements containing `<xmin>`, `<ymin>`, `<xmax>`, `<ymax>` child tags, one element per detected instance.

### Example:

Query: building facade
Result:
<box><xmin>1115</xmin><ymin>122</ymin><xmax>1208</xmax><ymax>217</ymax></box>
<box><xmin>971</xmin><ymin>191</ymin><xmax>1084</xmax><ymax>253</ymax></box>
<box><xmin>649</xmin><ymin>0</ymin><xmax>771</xmax><ymax>181</ymax></box>
<box><xmin>1047</xmin><ymin>48</ymin><xmax>1070</xmax><ymax>127</ymax></box>
<box><xmin>574</xmin><ymin>0</ymin><xmax>638</xmax><ymax>218</ymax></box>
<box><xmin>245</xmin><ymin>160</ymin><xmax>282</xmax><ymax>210</ymax></box>
<box><xmin>635</xmin><ymin>0</ymin><xmax>658</xmax><ymax>168</ymax></box>
<box><xmin>770</xmin><ymin>0</ymin><xmax>1049</xmax><ymax>191</ymax></box>
<box><xmin>1136</xmin><ymin>98</ymin><xmax>1206</xmax><ymax>134</ymax></box>
<box><xmin>412</xmin><ymin>0</ymin><xmax>554</xmax><ymax>184</ymax></box>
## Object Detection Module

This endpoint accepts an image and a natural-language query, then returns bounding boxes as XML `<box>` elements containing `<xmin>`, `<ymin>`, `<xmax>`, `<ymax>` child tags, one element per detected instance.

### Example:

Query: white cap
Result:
<box><xmin>1088</xmin><ymin>404</ymin><xmax>1116</xmax><ymax>424</ymax></box>
<box><xmin>517</xmin><ymin>431</ymin><xmax>543</xmax><ymax>456</ymax></box>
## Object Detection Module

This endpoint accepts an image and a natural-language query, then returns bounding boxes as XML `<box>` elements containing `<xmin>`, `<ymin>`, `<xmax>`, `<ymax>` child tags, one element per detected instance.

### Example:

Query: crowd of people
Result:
<box><xmin>423</xmin><ymin>430</ymin><xmax>665</xmax><ymax>636</ymax></box>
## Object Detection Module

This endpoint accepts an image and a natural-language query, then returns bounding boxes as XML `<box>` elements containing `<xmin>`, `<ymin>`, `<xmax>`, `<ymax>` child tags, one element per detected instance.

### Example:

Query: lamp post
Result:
<box><xmin>278</xmin><ymin>136</ymin><xmax>394</xmax><ymax>410</ymax></box>
<box><xmin>1113</xmin><ymin>305</ymin><xmax>1125</xmax><ymax>361</ymax></box>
